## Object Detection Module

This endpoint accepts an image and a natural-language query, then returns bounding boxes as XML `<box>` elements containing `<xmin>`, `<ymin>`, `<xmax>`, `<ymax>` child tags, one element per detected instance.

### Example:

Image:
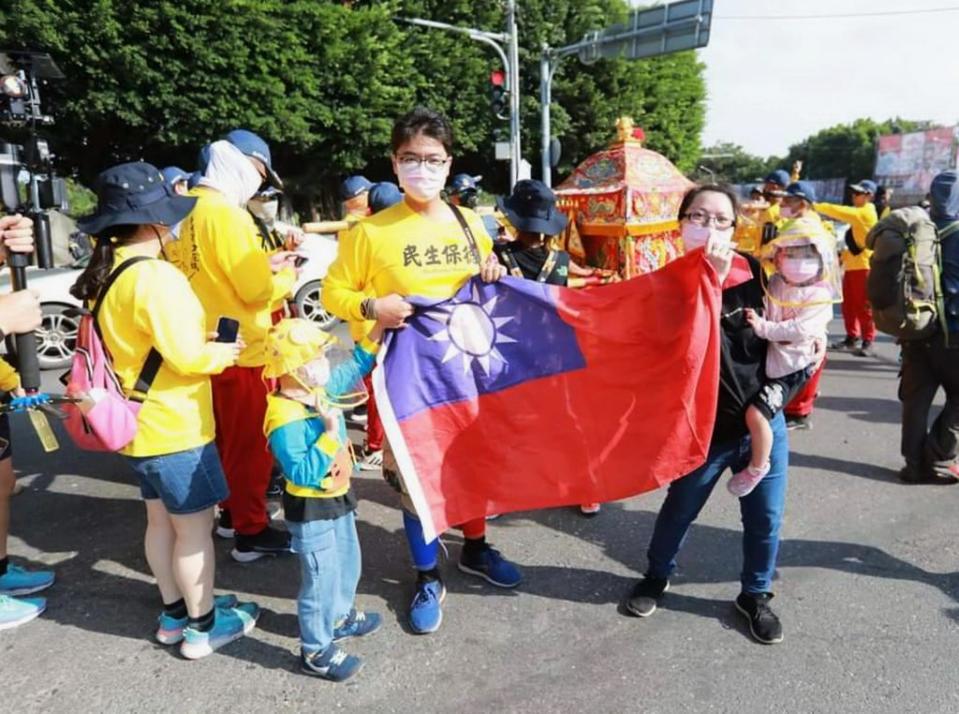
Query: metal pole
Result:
<box><xmin>506</xmin><ymin>0</ymin><xmax>520</xmax><ymax>187</ymax></box>
<box><xmin>540</xmin><ymin>48</ymin><xmax>553</xmax><ymax>187</ymax></box>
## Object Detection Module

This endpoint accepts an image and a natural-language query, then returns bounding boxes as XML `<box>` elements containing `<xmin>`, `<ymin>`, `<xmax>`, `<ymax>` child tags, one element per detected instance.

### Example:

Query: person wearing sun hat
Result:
<box><xmin>814</xmin><ymin>178</ymin><xmax>879</xmax><ymax>356</ymax></box>
<box><xmin>262</xmin><ymin>317</ymin><xmax>386</xmax><ymax>682</ymax></box>
<box><xmin>70</xmin><ymin>161</ymin><xmax>259</xmax><ymax>659</ymax></box>
<box><xmin>494</xmin><ymin>179</ymin><xmax>606</xmax><ymax>516</ymax></box>
<box><xmin>173</xmin><ymin>135</ymin><xmax>302</xmax><ymax>562</ymax></box>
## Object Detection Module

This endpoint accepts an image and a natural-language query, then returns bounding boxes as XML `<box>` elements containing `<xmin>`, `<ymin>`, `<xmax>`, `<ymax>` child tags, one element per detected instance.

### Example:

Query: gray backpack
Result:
<box><xmin>866</xmin><ymin>207</ymin><xmax>958</xmax><ymax>340</ymax></box>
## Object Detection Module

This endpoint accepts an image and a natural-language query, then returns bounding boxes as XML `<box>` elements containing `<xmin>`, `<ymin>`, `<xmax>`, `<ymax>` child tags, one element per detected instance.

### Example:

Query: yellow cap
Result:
<box><xmin>262</xmin><ymin>318</ymin><xmax>337</xmax><ymax>379</ymax></box>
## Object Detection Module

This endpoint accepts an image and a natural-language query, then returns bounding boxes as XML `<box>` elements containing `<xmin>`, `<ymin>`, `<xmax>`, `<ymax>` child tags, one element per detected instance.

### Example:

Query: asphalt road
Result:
<box><xmin>3</xmin><ymin>322</ymin><xmax>958</xmax><ymax>714</ymax></box>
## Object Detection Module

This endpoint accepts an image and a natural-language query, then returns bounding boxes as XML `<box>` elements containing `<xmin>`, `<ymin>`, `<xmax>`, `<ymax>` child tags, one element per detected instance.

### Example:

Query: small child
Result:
<box><xmin>262</xmin><ymin>317</ymin><xmax>385</xmax><ymax>682</ymax></box>
<box><xmin>730</xmin><ymin>226</ymin><xmax>835</xmax><ymax>497</ymax></box>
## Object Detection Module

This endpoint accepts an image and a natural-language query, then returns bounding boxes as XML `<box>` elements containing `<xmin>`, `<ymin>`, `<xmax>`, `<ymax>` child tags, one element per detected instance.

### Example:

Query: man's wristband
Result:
<box><xmin>360</xmin><ymin>298</ymin><xmax>377</xmax><ymax>321</ymax></box>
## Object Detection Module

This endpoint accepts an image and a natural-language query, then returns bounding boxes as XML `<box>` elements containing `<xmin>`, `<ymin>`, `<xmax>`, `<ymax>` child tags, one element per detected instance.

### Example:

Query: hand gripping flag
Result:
<box><xmin>374</xmin><ymin>251</ymin><xmax>722</xmax><ymax>542</ymax></box>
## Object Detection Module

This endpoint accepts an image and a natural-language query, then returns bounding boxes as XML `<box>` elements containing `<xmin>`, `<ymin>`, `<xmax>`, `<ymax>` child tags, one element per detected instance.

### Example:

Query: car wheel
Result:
<box><xmin>35</xmin><ymin>303</ymin><xmax>80</xmax><ymax>370</ymax></box>
<box><xmin>294</xmin><ymin>280</ymin><xmax>338</xmax><ymax>330</ymax></box>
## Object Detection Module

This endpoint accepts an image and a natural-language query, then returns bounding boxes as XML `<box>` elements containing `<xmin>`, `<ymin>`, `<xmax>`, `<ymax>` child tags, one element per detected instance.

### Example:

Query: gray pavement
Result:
<box><xmin>3</xmin><ymin>323</ymin><xmax>959</xmax><ymax>713</ymax></box>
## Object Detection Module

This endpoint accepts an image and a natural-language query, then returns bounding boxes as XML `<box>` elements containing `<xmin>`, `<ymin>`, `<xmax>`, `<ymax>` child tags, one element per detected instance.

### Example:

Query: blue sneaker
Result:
<box><xmin>300</xmin><ymin>645</ymin><xmax>363</xmax><ymax>682</ymax></box>
<box><xmin>409</xmin><ymin>577</ymin><xmax>446</xmax><ymax>634</ymax></box>
<box><xmin>0</xmin><ymin>594</ymin><xmax>45</xmax><ymax>630</ymax></box>
<box><xmin>155</xmin><ymin>594</ymin><xmax>240</xmax><ymax>645</ymax></box>
<box><xmin>458</xmin><ymin>544</ymin><xmax>522</xmax><ymax>588</ymax></box>
<box><xmin>333</xmin><ymin>609</ymin><xmax>382</xmax><ymax>643</ymax></box>
<box><xmin>0</xmin><ymin>563</ymin><xmax>55</xmax><ymax>596</ymax></box>
<box><xmin>179</xmin><ymin>602</ymin><xmax>259</xmax><ymax>660</ymax></box>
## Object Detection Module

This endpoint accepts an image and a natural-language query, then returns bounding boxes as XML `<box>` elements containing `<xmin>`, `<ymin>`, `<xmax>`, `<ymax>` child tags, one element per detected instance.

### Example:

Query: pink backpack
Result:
<box><xmin>63</xmin><ymin>257</ymin><xmax>163</xmax><ymax>452</ymax></box>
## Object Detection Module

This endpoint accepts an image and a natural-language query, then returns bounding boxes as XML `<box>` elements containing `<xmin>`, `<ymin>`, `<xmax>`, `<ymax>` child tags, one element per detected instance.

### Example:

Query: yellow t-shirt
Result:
<box><xmin>96</xmin><ymin>247</ymin><xmax>236</xmax><ymax>457</ymax></box>
<box><xmin>0</xmin><ymin>358</ymin><xmax>18</xmax><ymax>392</ymax></box>
<box><xmin>323</xmin><ymin>201</ymin><xmax>493</xmax><ymax>321</ymax></box>
<box><xmin>173</xmin><ymin>187</ymin><xmax>296</xmax><ymax>367</ymax></box>
<box><xmin>813</xmin><ymin>202</ymin><xmax>878</xmax><ymax>272</ymax></box>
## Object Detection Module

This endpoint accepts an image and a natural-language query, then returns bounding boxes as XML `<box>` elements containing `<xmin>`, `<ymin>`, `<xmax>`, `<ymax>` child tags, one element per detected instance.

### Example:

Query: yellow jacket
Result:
<box><xmin>96</xmin><ymin>247</ymin><xmax>237</xmax><ymax>457</ymax></box>
<box><xmin>0</xmin><ymin>358</ymin><xmax>19</xmax><ymax>393</ymax></box>
<box><xmin>323</xmin><ymin>201</ymin><xmax>493</xmax><ymax>321</ymax></box>
<box><xmin>173</xmin><ymin>187</ymin><xmax>297</xmax><ymax>366</ymax></box>
<box><xmin>813</xmin><ymin>202</ymin><xmax>878</xmax><ymax>271</ymax></box>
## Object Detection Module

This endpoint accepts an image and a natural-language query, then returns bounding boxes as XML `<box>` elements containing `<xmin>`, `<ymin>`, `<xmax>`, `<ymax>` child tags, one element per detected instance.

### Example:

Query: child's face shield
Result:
<box><xmin>760</xmin><ymin>231</ymin><xmax>843</xmax><ymax>308</ymax></box>
<box><xmin>299</xmin><ymin>345</ymin><xmax>369</xmax><ymax>411</ymax></box>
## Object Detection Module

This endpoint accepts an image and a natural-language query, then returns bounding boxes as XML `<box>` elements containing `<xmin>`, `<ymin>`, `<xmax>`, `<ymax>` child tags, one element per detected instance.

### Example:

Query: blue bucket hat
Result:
<box><xmin>495</xmin><ymin>179</ymin><xmax>568</xmax><ymax>237</ymax></box>
<box><xmin>222</xmin><ymin>129</ymin><xmax>283</xmax><ymax>189</ymax></box>
<box><xmin>369</xmin><ymin>182</ymin><xmax>403</xmax><ymax>214</ymax></box>
<box><xmin>849</xmin><ymin>179</ymin><xmax>878</xmax><ymax>195</ymax></box>
<box><xmin>785</xmin><ymin>180</ymin><xmax>818</xmax><ymax>204</ymax></box>
<box><xmin>161</xmin><ymin>166</ymin><xmax>189</xmax><ymax>187</ymax></box>
<box><xmin>77</xmin><ymin>162</ymin><xmax>197</xmax><ymax>237</ymax></box>
<box><xmin>341</xmin><ymin>175</ymin><xmax>373</xmax><ymax>201</ymax></box>
<box><xmin>448</xmin><ymin>173</ymin><xmax>482</xmax><ymax>196</ymax></box>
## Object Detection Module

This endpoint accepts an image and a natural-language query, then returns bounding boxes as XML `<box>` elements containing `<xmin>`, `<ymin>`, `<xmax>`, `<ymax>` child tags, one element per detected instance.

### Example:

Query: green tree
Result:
<box><xmin>780</xmin><ymin>117</ymin><xmax>934</xmax><ymax>182</ymax></box>
<box><xmin>695</xmin><ymin>142</ymin><xmax>774</xmax><ymax>184</ymax></box>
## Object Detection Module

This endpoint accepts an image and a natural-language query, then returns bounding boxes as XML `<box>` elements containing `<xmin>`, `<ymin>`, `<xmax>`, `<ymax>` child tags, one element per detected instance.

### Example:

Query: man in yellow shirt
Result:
<box><xmin>175</xmin><ymin>133</ymin><xmax>300</xmax><ymax>562</ymax></box>
<box><xmin>323</xmin><ymin>107</ymin><xmax>519</xmax><ymax>636</ymax></box>
<box><xmin>814</xmin><ymin>179</ymin><xmax>879</xmax><ymax>356</ymax></box>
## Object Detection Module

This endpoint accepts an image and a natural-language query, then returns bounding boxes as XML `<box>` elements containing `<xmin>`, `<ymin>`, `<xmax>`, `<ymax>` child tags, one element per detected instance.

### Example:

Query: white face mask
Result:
<box><xmin>780</xmin><ymin>257</ymin><xmax>821</xmax><ymax>285</ymax></box>
<box><xmin>780</xmin><ymin>204</ymin><xmax>799</xmax><ymax>219</ymax></box>
<box><xmin>297</xmin><ymin>359</ymin><xmax>330</xmax><ymax>389</ymax></box>
<box><xmin>396</xmin><ymin>163</ymin><xmax>448</xmax><ymax>203</ymax></box>
<box><xmin>681</xmin><ymin>222</ymin><xmax>732</xmax><ymax>252</ymax></box>
<box><xmin>250</xmin><ymin>199</ymin><xmax>279</xmax><ymax>223</ymax></box>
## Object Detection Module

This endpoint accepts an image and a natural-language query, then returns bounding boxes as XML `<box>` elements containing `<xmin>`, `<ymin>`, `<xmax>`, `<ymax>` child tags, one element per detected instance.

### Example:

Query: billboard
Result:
<box><xmin>875</xmin><ymin>127</ymin><xmax>959</xmax><ymax>201</ymax></box>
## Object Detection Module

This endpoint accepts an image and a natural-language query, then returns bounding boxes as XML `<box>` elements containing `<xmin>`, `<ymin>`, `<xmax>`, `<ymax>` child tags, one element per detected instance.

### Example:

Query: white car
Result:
<box><xmin>290</xmin><ymin>232</ymin><xmax>340</xmax><ymax>329</ymax></box>
<box><xmin>0</xmin><ymin>232</ymin><xmax>342</xmax><ymax>371</ymax></box>
<box><xmin>0</xmin><ymin>258</ymin><xmax>85</xmax><ymax>370</ymax></box>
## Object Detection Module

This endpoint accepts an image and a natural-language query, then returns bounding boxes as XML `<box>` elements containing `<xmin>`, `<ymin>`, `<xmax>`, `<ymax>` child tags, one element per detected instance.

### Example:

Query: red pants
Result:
<box><xmin>841</xmin><ymin>270</ymin><xmax>875</xmax><ymax>342</ymax></box>
<box><xmin>363</xmin><ymin>373</ymin><xmax>384</xmax><ymax>452</ymax></box>
<box><xmin>785</xmin><ymin>359</ymin><xmax>826</xmax><ymax>418</ymax></box>
<box><xmin>212</xmin><ymin>365</ymin><xmax>274</xmax><ymax>536</ymax></box>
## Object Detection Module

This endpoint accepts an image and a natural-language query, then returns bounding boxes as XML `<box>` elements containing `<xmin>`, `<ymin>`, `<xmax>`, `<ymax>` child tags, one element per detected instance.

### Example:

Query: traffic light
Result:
<box><xmin>490</xmin><ymin>69</ymin><xmax>508</xmax><ymax>120</ymax></box>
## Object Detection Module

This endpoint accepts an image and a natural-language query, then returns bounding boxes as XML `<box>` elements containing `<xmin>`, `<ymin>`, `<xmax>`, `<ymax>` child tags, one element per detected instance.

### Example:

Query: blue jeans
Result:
<box><xmin>286</xmin><ymin>512</ymin><xmax>361</xmax><ymax>655</ymax></box>
<box><xmin>646</xmin><ymin>412</ymin><xmax>789</xmax><ymax>594</ymax></box>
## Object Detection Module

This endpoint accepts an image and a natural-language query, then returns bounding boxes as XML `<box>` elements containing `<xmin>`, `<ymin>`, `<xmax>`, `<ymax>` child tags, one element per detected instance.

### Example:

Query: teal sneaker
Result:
<box><xmin>333</xmin><ymin>609</ymin><xmax>382</xmax><ymax>643</ymax></box>
<box><xmin>0</xmin><ymin>563</ymin><xmax>55</xmax><ymax>596</ymax></box>
<box><xmin>155</xmin><ymin>594</ymin><xmax>240</xmax><ymax>645</ymax></box>
<box><xmin>179</xmin><ymin>602</ymin><xmax>259</xmax><ymax>660</ymax></box>
<box><xmin>0</xmin><ymin>594</ymin><xmax>46</xmax><ymax>630</ymax></box>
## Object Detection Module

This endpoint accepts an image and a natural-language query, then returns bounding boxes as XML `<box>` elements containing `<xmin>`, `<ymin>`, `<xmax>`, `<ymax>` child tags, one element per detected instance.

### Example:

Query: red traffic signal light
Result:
<box><xmin>490</xmin><ymin>69</ymin><xmax>506</xmax><ymax>87</ymax></box>
<box><xmin>490</xmin><ymin>69</ymin><xmax>507</xmax><ymax>120</ymax></box>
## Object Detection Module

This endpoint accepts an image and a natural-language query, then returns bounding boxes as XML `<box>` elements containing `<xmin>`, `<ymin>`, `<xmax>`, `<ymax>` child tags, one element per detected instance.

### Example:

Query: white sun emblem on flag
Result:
<box><xmin>421</xmin><ymin>283</ymin><xmax>517</xmax><ymax>375</ymax></box>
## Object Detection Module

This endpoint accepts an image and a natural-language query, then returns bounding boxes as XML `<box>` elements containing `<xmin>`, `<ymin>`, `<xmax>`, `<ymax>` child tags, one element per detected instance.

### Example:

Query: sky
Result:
<box><xmin>675</xmin><ymin>0</ymin><xmax>959</xmax><ymax>157</ymax></box>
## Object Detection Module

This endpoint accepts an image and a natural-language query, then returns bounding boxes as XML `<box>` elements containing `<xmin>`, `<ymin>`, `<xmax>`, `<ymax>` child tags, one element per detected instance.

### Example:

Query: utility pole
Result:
<box><xmin>539</xmin><ymin>0</ymin><xmax>714</xmax><ymax>187</ymax></box>
<box><xmin>400</xmin><ymin>0</ymin><xmax>521</xmax><ymax>187</ymax></box>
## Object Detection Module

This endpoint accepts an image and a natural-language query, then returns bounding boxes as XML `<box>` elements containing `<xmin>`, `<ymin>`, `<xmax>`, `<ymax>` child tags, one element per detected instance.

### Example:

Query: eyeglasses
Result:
<box><xmin>396</xmin><ymin>154</ymin><xmax>451</xmax><ymax>171</ymax></box>
<box><xmin>683</xmin><ymin>210</ymin><xmax>735</xmax><ymax>230</ymax></box>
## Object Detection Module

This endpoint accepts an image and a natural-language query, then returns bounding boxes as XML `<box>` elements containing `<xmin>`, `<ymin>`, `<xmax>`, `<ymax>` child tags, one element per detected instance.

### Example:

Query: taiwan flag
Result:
<box><xmin>373</xmin><ymin>251</ymin><xmax>722</xmax><ymax>542</ymax></box>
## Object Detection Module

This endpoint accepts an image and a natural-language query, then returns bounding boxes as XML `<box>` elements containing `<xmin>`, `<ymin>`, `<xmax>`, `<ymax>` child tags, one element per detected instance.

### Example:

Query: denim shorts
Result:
<box><xmin>125</xmin><ymin>442</ymin><xmax>229</xmax><ymax>515</ymax></box>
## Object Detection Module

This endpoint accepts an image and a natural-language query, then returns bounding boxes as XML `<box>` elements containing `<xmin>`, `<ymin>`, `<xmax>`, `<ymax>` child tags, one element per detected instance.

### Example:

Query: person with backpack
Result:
<box><xmin>71</xmin><ymin>161</ymin><xmax>259</xmax><ymax>658</ymax></box>
<box><xmin>815</xmin><ymin>180</ymin><xmax>879</xmax><ymax>356</ymax></box>
<box><xmin>892</xmin><ymin>170</ymin><xmax>959</xmax><ymax>482</ymax></box>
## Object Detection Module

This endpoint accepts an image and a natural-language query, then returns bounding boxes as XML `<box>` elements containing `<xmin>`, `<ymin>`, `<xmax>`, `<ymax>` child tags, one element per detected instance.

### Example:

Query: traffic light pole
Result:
<box><xmin>399</xmin><ymin>3</ymin><xmax>520</xmax><ymax>188</ymax></box>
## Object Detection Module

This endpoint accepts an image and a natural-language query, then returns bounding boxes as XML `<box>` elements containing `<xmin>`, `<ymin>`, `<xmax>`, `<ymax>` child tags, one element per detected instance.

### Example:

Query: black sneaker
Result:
<box><xmin>785</xmin><ymin>415</ymin><xmax>811</xmax><ymax>431</ymax></box>
<box><xmin>265</xmin><ymin>470</ymin><xmax>284</xmax><ymax>498</ymax></box>
<box><xmin>830</xmin><ymin>337</ymin><xmax>858</xmax><ymax>351</ymax></box>
<box><xmin>231</xmin><ymin>526</ymin><xmax>293</xmax><ymax>563</ymax></box>
<box><xmin>624</xmin><ymin>576</ymin><xmax>669</xmax><ymax>617</ymax></box>
<box><xmin>898</xmin><ymin>465</ymin><xmax>936</xmax><ymax>484</ymax></box>
<box><xmin>735</xmin><ymin>592</ymin><xmax>783</xmax><ymax>644</ymax></box>
<box><xmin>215</xmin><ymin>510</ymin><xmax>234</xmax><ymax>539</ymax></box>
<box><xmin>854</xmin><ymin>340</ymin><xmax>875</xmax><ymax>357</ymax></box>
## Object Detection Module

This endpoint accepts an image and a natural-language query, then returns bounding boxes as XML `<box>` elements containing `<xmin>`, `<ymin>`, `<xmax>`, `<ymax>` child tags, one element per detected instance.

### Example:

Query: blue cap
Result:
<box><xmin>187</xmin><ymin>171</ymin><xmax>203</xmax><ymax>190</ymax></box>
<box><xmin>764</xmin><ymin>170</ymin><xmax>791</xmax><ymax>190</ymax></box>
<box><xmin>785</xmin><ymin>181</ymin><xmax>817</xmax><ymax>204</ymax></box>
<box><xmin>341</xmin><ymin>175</ymin><xmax>373</xmax><ymax>201</ymax></box>
<box><xmin>930</xmin><ymin>171</ymin><xmax>959</xmax><ymax>223</ymax></box>
<box><xmin>368</xmin><ymin>182</ymin><xmax>403</xmax><ymax>213</ymax></box>
<box><xmin>222</xmin><ymin>129</ymin><xmax>283</xmax><ymax>189</ymax></box>
<box><xmin>850</xmin><ymin>179</ymin><xmax>878</xmax><ymax>195</ymax></box>
<box><xmin>161</xmin><ymin>166</ymin><xmax>189</xmax><ymax>187</ymax></box>
<box><xmin>448</xmin><ymin>173</ymin><xmax>482</xmax><ymax>195</ymax></box>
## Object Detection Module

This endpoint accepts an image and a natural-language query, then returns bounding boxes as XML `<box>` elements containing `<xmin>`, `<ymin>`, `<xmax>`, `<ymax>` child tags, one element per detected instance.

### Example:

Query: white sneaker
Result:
<box><xmin>359</xmin><ymin>450</ymin><xmax>383</xmax><ymax>471</ymax></box>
